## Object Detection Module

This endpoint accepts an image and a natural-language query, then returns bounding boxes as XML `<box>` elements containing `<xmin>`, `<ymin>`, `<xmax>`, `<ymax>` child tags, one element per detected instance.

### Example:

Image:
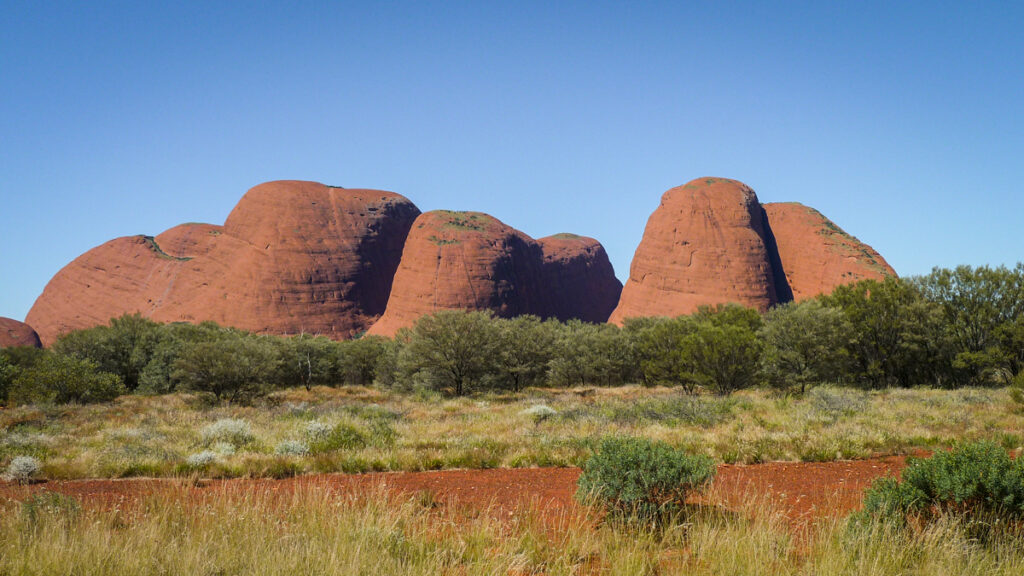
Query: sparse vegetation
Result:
<box><xmin>2</xmin><ymin>483</ymin><xmax>1023</xmax><ymax>575</ymax></box>
<box><xmin>576</xmin><ymin>435</ymin><xmax>715</xmax><ymax>520</ymax></box>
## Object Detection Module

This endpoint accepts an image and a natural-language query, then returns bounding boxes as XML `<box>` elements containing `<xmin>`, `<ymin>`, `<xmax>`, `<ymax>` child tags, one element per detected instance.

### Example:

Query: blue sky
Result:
<box><xmin>2</xmin><ymin>1</ymin><xmax>1022</xmax><ymax>321</ymax></box>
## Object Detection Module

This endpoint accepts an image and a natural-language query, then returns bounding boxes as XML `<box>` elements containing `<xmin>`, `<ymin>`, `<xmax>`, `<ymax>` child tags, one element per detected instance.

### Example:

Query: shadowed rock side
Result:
<box><xmin>762</xmin><ymin>202</ymin><xmax>896</xmax><ymax>301</ymax></box>
<box><xmin>27</xmin><ymin>181</ymin><xmax>421</xmax><ymax>345</ymax></box>
<box><xmin>538</xmin><ymin>234</ymin><xmax>622</xmax><ymax>323</ymax></box>
<box><xmin>609</xmin><ymin>178</ymin><xmax>779</xmax><ymax>323</ymax></box>
<box><xmin>0</xmin><ymin>317</ymin><xmax>42</xmax><ymax>348</ymax></box>
<box><xmin>367</xmin><ymin>212</ymin><xmax>622</xmax><ymax>336</ymax></box>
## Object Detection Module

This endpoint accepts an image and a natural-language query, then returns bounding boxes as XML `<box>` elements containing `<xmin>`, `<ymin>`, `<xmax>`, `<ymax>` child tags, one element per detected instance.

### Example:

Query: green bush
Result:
<box><xmin>309</xmin><ymin>422</ymin><xmax>368</xmax><ymax>453</ymax></box>
<box><xmin>858</xmin><ymin>441</ymin><xmax>1024</xmax><ymax>524</ymax></box>
<box><xmin>575</xmin><ymin>436</ymin><xmax>715</xmax><ymax>520</ymax></box>
<box><xmin>8</xmin><ymin>353</ymin><xmax>125</xmax><ymax>405</ymax></box>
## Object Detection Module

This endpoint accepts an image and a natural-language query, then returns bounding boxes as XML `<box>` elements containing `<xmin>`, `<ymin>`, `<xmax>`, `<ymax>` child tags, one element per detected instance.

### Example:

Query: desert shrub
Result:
<box><xmin>548</xmin><ymin>320</ymin><xmax>637</xmax><ymax>388</ymax></box>
<box><xmin>275</xmin><ymin>440</ymin><xmax>310</xmax><ymax>456</ymax></box>
<box><xmin>52</xmin><ymin>313</ymin><xmax>164</xmax><ymax>391</ymax></box>
<box><xmin>858</xmin><ymin>441</ymin><xmax>1024</xmax><ymax>525</ymax></box>
<box><xmin>337</xmin><ymin>335</ymin><xmax>390</xmax><ymax>386</ymax></box>
<box><xmin>0</xmin><ymin>356</ymin><xmax>15</xmax><ymax>405</ymax></box>
<box><xmin>495</xmin><ymin>316</ymin><xmax>558</xmax><ymax>391</ymax></box>
<box><xmin>19</xmin><ymin>492</ymin><xmax>81</xmax><ymax>525</ymax></box>
<box><xmin>823</xmin><ymin>278</ymin><xmax>949</xmax><ymax>388</ymax></box>
<box><xmin>576</xmin><ymin>436</ymin><xmax>715</xmax><ymax>520</ymax></box>
<box><xmin>185</xmin><ymin>450</ymin><xmax>218</xmax><ymax>468</ymax></box>
<box><xmin>521</xmin><ymin>404</ymin><xmax>557</xmax><ymax>425</ymax></box>
<box><xmin>210</xmin><ymin>442</ymin><xmax>236</xmax><ymax>456</ymax></box>
<box><xmin>603</xmin><ymin>395</ymin><xmax>736</xmax><ymax>428</ymax></box>
<box><xmin>274</xmin><ymin>334</ymin><xmax>341</xmax><ymax>390</ymax></box>
<box><xmin>304</xmin><ymin>420</ymin><xmax>332</xmax><ymax>441</ymax></box>
<box><xmin>4</xmin><ymin>455</ymin><xmax>42</xmax><ymax>483</ymax></box>
<box><xmin>8</xmin><ymin>353</ymin><xmax>124</xmax><ymax>405</ymax></box>
<box><xmin>310</xmin><ymin>422</ymin><xmax>368</xmax><ymax>453</ymax></box>
<box><xmin>200</xmin><ymin>418</ymin><xmax>255</xmax><ymax>448</ymax></box>
<box><xmin>625</xmin><ymin>316</ymin><xmax>697</xmax><ymax>392</ymax></box>
<box><xmin>172</xmin><ymin>334</ymin><xmax>280</xmax><ymax>402</ymax></box>
<box><xmin>917</xmin><ymin>264</ymin><xmax>1024</xmax><ymax>386</ymax></box>
<box><xmin>807</xmin><ymin>387</ymin><xmax>868</xmax><ymax>418</ymax></box>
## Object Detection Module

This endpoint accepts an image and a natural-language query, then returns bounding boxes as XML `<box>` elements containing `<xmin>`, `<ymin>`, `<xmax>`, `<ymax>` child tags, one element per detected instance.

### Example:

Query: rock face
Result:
<box><xmin>610</xmin><ymin>177</ymin><xmax>895</xmax><ymax>323</ymax></box>
<box><xmin>27</xmin><ymin>181</ymin><xmax>421</xmax><ymax>345</ymax></box>
<box><xmin>367</xmin><ymin>212</ymin><xmax>622</xmax><ymax>336</ymax></box>
<box><xmin>0</xmin><ymin>317</ymin><xmax>42</xmax><ymax>348</ymax></box>
<box><xmin>609</xmin><ymin>178</ymin><xmax>779</xmax><ymax>323</ymax></box>
<box><xmin>762</xmin><ymin>203</ymin><xmax>896</xmax><ymax>301</ymax></box>
<box><xmin>537</xmin><ymin>234</ymin><xmax>622</xmax><ymax>323</ymax></box>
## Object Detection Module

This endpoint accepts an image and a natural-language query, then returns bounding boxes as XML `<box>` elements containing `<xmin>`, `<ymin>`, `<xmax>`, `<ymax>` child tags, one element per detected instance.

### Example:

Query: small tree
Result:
<box><xmin>0</xmin><ymin>355</ymin><xmax>16</xmax><ymax>405</ymax></box>
<box><xmin>172</xmin><ymin>334</ymin><xmax>280</xmax><ymax>402</ymax></box>
<box><xmin>397</xmin><ymin>310</ymin><xmax>501</xmax><ymax>396</ymax></box>
<box><xmin>53</xmin><ymin>313</ymin><xmax>163</xmax><ymax>391</ymax></box>
<box><xmin>679</xmin><ymin>304</ymin><xmax>763</xmax><ymax>395</ymax></box>
<box><xmin>760</xmin><ymin>299</ymin><xmax>853</xmax><ymax>394</ymax></box>
<box><xmin>626</xmin><ymin>316</ymin><xmax>698</xmax><ymax>392</ymax></box>
<box><xmin>9</xmin><ymin>352</ymin><xmax>124</xmax><ymax>405</ymax></box>
<box><xmin>275</xmin><ymin>334</ymin><xmax>340</xmax><ymax>390</ymax></box>
<box><xmin>496</xmin><ymin>315</ymin><xmax>557</xmax><ymax>391</ymax></box>
<box><xmin>337</xmin><ymin>335</ymin><xmax>390</xmax><ymax>386</ymax></box>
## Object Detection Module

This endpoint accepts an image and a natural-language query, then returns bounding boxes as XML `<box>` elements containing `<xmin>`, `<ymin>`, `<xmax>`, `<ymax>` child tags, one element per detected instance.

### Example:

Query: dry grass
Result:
<box><xmin>1</xmin><ymin>386</ymin><xmax>1022</xmax><ymax>480</ymax></box>
<box><xmin>2</xmin><ymin>481</ymin><xmax>1022</xmax><ymax>575</ymax></box>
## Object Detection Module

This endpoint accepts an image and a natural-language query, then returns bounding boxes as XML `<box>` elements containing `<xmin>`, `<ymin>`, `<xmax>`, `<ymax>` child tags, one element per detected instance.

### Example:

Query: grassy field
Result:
<box><xmin>2</xmin><ymin>385</ymin><xmax>1022</xmax><ymax>480</ymax></box>
<box><xmin>2</xmin><ymin>482</ymin><xmax>1023</xmax><ymax>575</ymax></box>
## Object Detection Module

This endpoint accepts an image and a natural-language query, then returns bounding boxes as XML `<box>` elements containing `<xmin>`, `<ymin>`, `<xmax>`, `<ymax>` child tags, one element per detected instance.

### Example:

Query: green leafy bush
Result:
<box><xmin>858</xmin><ymin>441</ymin><xmax>1024</xmax><ymax>524</ymax></box>
<box><xmin>310</xmin><ymin>422</ymin><xmax>368</xmax><ymax>453</ymax></box>
<box><xmin>8</xmin><ymin>353</ymin><xmax>124</xmax><ymax>405</ymax></box>
<box><xmin>575</xmin><ymin>436</ymin><xmax>715</xmax><ymax>520</ymax></box>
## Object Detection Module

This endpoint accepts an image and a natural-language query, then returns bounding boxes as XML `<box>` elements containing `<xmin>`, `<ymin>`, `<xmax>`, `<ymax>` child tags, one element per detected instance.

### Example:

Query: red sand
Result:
<box><xmin>0</xmin><ymin>456</ymin><xmax>906</xmax><ymax>529</ymax></box>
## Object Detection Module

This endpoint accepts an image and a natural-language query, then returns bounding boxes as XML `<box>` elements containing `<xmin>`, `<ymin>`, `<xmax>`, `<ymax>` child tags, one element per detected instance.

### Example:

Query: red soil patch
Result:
<box><xmin>0</xmin><ymin>457</ymin><xmax>906</xmax><ymax>528</ymax></box>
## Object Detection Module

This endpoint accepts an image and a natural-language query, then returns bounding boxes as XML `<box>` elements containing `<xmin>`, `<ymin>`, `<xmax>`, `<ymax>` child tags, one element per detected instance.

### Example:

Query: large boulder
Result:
<box><xmin>27</xmin><ymin>181</ymin><xmax>421</xmax><ymax>345</ymax></box>
<box><xmin>609</xmin><ymin>177</ymin><xmax>779</xmax><ymax>323</ymax></box>
<box><xmin>761</xmin><ymin>202</ymin><xmax>896</xmax><ymax>301</ymax></box>
<box><xmin>367</xmin><ymin>211</ymin><xmax>622</xmax><ymax>336</ymax></box>
<box><xmin>0</xmin><ymin>317</ymin><xmax>42</xmax><ymax>348</ymax></box>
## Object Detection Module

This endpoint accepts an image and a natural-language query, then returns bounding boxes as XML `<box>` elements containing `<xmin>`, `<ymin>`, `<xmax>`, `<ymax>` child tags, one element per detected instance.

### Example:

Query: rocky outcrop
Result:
<box><xmin>609</xmin><ymin>178</ymin><xmax>779</xmax><ymax>323</ymax></box>
<box><xmin>27</xmin><ymin>181</ymin><xmax>421</xmax><ymax>345</ymax></box>
<box><xmin>610</xmin><ymin>177</ymin><xmax>896</xmax><ymax>322</ymax></box>
<box><xmin>538</xmin><ymin>234</ymin><xmax>622</xmax><ymax>323</ymax></box>
<box><xmin>367</xmin><ymin>212</ymin><xmax>622</xmax><ymax>336</ymax></box>
<box><xmin>762</xmin><ymin>203</ymin><xmax>896</xmax><ymax>301</ymax></box>
<box><xmin>0</xmin><ymin>317</ymin><xmax>42</xmax><ymax>348</ymax></box>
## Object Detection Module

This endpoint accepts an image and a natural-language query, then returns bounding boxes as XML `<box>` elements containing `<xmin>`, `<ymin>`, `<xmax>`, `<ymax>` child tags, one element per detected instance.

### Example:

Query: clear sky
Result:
<box><xmin>2</xmin><ymin>1</ymin><xmax>1022</xmax><ymax>322</ymax></box>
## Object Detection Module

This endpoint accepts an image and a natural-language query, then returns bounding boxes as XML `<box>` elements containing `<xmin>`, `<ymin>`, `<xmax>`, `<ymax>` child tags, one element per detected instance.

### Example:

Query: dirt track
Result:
<box><xmin>0</xmin><ymin>456</ymin><xmax>906</xmax><ymax>526</ymax></box>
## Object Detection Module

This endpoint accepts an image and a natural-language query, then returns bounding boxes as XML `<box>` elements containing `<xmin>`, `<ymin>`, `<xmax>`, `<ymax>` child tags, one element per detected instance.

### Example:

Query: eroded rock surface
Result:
<box><xmin>609</xmin><ymin>177</ymin><xmax>779</xmax><ymax>323</ymax></box>
<box><xmin>762</xmin><ymin>203</ymin><xmax>896</xmax><ymax>301</ymax></box>
<box><xmin>27</xmin><ymin>181</ymin><xmax>420</xmax><ymax>344</ymax></box>
<box><xmin>368</xmin><ymin>212</ymin><xmax>622</xmax><ymax>336</ymax></box>
<box><xmin>0</xmin><ymin>317</ymin><xmax>42</xmax><ymax>348</ymax></box>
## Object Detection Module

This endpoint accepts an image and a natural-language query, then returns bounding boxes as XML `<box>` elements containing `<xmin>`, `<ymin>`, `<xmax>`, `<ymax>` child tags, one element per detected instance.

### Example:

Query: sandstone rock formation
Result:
<box><xmin>27</xmin><ymin>181</ymin><xmax>421</xmax><ymax>345</ymax></box>
<box><xmin>0</xmin><ymin>317</ymin><xmax>41</xmax><ymax>348</ymax></box>
<box><xmin>537</xmin><ymin>234</ymin><xmax>622</xmax><ymax>323</ymax></box>
<box><xmin>609</xmin><ymin>178</ymin><xmax>779</xmax><ymax>323</ymax></box>
<box><xmin>762</xmin><ymin>203</ymin><xmax>896</xmax><ymax>301</ymax></box>
<box><xmin>367</xmin><ymin>212</ymin><xmax>622</xmax><ymax>336</ymax></box>
<box><xmin>610</xmin><ymin>178</ymin><xmax>895</xmax><ymax>323</ymax></box>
